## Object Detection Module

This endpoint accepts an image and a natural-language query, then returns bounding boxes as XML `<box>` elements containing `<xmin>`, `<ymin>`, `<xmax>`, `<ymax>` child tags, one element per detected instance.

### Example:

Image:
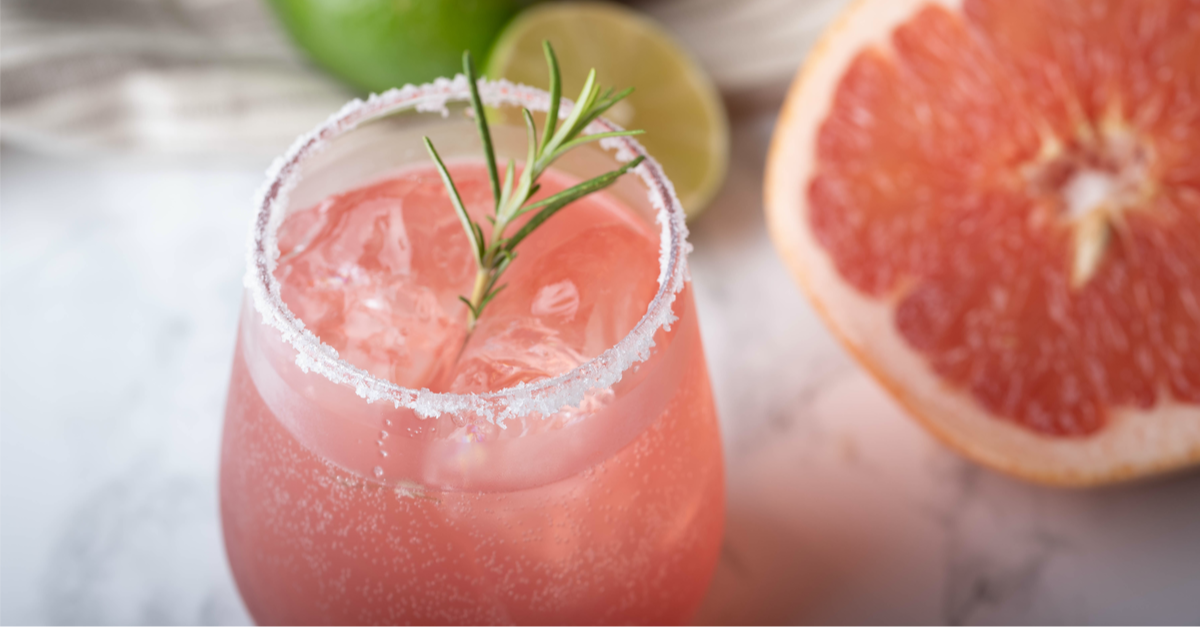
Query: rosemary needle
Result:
<box><xmin>423</xmin><ymin>42</ymin><xmax>645</xmax><ymax>332</ymax></box>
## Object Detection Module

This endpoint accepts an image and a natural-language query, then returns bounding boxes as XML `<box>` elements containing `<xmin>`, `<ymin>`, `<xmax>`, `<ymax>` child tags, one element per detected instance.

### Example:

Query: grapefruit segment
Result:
<box><xmin>767</xmin><ymin>0</ymin><xmax>1200</xmax><ymax>485</ymax></box>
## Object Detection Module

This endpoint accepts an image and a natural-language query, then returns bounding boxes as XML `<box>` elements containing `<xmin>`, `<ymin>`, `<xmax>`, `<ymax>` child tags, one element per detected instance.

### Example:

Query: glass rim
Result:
<box><xmin>246</xmin><ymin>75</ymin><xmax>691</xmax><ymax>427</ymax></box>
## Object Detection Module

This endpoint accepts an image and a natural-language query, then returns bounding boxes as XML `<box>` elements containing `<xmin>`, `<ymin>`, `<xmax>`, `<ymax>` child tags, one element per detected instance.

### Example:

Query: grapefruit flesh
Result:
<box><xmin>768</xmin><ymin>0</ymin><xmax>1200</xmax><ymax>484</ymax></box>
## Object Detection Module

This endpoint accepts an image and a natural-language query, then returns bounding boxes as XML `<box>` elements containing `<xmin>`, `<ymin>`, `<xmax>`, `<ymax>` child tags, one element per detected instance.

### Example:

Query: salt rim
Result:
<box><xmin>245</xmin><ymin>75</ymin><xmax>691</xmax><ymax>427</ymax></box>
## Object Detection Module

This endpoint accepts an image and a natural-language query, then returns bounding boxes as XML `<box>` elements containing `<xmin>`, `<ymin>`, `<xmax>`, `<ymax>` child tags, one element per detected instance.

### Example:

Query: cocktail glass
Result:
<box><xmin>220</xmin><ymin>77</ymin><xmax>724</xmax><ymax>624</ymax></box>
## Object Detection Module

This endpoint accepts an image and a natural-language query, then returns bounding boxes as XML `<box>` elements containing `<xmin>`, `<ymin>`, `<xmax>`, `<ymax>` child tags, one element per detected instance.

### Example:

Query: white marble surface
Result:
<box><xmin>2</xmin><ymin>114</ymin><xmax>1199</xmax><ymax>625</ymax></box>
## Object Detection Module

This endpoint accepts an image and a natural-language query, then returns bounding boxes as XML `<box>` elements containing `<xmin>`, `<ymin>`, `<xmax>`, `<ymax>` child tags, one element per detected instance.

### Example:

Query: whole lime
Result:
<box><xmin>267</xmin><ymin>0</ymin><xmax>534</xmax><ymax>94</ymax></box>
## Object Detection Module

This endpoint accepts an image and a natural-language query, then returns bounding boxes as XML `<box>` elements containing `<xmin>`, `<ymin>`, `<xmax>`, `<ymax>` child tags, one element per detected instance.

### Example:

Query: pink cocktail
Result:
<box><xmin>220</xmin><ymin>79</ymin><xmax>724</xmax><ymax>624</ymax></box>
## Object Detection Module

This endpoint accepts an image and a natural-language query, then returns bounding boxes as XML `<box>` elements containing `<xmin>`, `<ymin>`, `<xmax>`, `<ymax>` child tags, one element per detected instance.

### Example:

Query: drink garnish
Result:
<box><xmin>423</xmin><ymin>42</ymin><xmax>645</xmax><ymax>331</ymax></box>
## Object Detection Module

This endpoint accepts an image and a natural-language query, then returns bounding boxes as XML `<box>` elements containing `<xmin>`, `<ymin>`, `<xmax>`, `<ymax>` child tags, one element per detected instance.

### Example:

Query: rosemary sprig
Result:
<box><xmin>423</xmin><ymin>42</ymin><xmax>645</xmax><ymax>332</ymax></box>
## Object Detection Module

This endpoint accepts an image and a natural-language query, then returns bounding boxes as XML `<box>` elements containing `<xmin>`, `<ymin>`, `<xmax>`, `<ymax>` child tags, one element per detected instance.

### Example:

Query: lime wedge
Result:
<box><xmin>267</xmin><ymin>0</ymin><xmax>529</xmax><ymax>94</ymax></box>
<box><xmin>485</xmin><ymin>2</ymin><xmax>729</xmax><ymax>219</ymax></box>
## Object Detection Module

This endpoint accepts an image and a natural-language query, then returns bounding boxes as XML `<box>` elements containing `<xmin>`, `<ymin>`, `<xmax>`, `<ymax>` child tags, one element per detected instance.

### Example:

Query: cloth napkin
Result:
<box><xmin>0</xmin><ymin>0</ymin><xmax>848</xmax><ymax>158</ymax></box>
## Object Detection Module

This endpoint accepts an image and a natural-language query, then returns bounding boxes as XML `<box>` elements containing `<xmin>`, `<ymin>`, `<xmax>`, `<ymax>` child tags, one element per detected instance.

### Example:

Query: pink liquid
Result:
<box><xmin>274</xmin><ymin>163</ymin><xmax>662</xmax><ymax>394</ymax></box>
<box><xmin>221</xmin><ymin>163</ymin><xmax>724</xmax><ymax>624</ymax></box>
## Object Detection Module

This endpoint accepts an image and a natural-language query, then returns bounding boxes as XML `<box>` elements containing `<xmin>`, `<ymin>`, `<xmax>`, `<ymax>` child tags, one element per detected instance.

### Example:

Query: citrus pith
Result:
<box><xmin>766</xmin><ymin>0</ymin><xmax>1200</xmax><ymax>485</ymax></box>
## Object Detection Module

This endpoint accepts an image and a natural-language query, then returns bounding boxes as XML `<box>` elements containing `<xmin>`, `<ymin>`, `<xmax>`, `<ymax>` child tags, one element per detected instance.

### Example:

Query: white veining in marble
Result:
<box><xmin>3</xmin><ymin>115</ymin><xmax>1200</xmax><ymax>625</ymax></box>
<box><xmin>1</xmin><ymin>152</ymin><xmax>254</xmax><ymax>624</ymax></box>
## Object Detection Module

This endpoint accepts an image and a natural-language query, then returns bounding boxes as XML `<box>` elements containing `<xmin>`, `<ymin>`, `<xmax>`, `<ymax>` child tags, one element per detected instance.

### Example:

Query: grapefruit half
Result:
<box><xmin>766</xmin><ymin>0</ymin><xmax>1200</xmax><ymax>486</ymax></box>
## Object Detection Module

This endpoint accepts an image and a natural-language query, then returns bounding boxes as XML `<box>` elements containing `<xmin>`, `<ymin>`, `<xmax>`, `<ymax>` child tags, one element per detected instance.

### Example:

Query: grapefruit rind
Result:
<box><xmin>765</xmin><ymin>0</ymin><xmax>1200</xmax><ymax>486</ymax></box>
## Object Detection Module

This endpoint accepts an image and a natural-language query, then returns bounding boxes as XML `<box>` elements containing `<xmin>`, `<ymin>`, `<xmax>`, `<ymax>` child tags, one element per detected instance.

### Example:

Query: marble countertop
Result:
<box><xmin>3</xmin><ymin>114</ymin><xmax>1199</xmax><ymax>625</ymax></box>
